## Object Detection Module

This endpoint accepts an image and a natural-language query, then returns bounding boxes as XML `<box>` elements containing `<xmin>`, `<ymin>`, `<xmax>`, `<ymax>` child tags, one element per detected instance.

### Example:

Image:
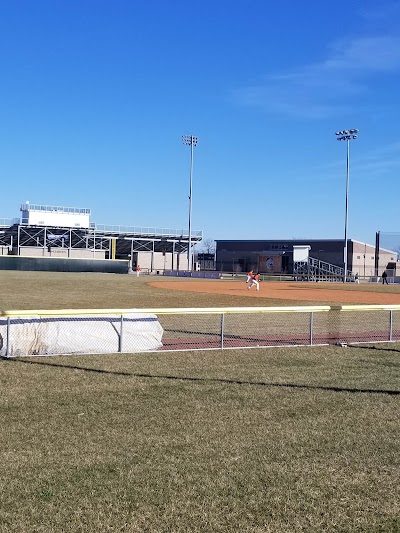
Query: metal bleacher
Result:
<box><xmin>293</xmin><ymin>257</ymin><xmax>352</xmax><ymax>282</ymax></box>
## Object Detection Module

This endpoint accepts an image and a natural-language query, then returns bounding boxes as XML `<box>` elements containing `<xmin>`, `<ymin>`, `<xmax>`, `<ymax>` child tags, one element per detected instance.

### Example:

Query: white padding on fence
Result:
<box><xmin>0</xmin><ymin>313</ymin><xmax>163</xmax><ymax>356</ymax></box>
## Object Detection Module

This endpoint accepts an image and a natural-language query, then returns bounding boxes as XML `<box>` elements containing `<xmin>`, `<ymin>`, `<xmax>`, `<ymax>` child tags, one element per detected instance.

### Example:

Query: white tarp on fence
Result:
<box><xmin>0</xmin><ymin>313</ymin><xmax>164</xmax><ymax>357</ymax></box>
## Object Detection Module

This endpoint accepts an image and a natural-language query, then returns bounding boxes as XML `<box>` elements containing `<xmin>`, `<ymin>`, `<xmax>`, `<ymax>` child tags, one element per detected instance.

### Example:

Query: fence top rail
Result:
<box><xmin>2</xmin><ymin>304</ymin><xmax>400</xmax><ymax>318</ymax></box>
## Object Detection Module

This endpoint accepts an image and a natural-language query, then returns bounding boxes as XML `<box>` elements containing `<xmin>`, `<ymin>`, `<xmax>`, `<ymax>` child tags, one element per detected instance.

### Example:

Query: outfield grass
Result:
<box><xmin>0</xmin><ymin>271</ymin><xmax>399</xmax><ymax>532</ymax></box>
<box><xmin>1</xmin><ymin>270</ymin><xmax>400</xmax><ymax>311</ymax></box>
<box><xmin>0</xmin><ymin>270</ymin><xmax>306</xmax><ymax>310</ymax></box>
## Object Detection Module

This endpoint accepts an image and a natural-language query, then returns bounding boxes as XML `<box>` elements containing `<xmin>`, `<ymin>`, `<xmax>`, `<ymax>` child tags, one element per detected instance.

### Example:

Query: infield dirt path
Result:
<box><xmin>148</xmin><ymin>280</ymin><xmax>400</xmax><ymax>305</ymax></box>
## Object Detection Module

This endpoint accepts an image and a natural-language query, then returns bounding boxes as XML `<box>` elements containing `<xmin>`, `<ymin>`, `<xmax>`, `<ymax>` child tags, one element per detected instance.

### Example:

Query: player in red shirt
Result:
<box><xmin>247</xmin><ymin>272</ymin><xmax>260</xmax><ymax>291</ymax></box>
<box><xmin>246</xmin><ymin>270</ymin><xmax>254</xmax><ymax>283</ymax></box>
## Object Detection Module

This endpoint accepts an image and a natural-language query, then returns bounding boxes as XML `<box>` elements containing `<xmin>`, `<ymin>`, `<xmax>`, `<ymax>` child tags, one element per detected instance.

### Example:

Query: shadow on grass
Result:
<box><xmin>4</xmin><ymin>357</ymin><xmax>400</xmax><ymax>396</ymax></box>
<box><xmin>348</xmin><ymin>344</ymin><xmax>400</xmax><ymax>354</ymax></box>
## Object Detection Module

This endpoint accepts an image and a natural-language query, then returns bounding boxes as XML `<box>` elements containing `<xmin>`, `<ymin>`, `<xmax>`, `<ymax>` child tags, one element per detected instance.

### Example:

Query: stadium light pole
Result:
<box><xmin>335</xmin><ymin>129</ymin><xmax>359</xmax><ymax>282</ymax></box>
<box><xmin>182</xmin><ymin>134</ymin><xmax>198</xmax><ymax>271</ymax></box>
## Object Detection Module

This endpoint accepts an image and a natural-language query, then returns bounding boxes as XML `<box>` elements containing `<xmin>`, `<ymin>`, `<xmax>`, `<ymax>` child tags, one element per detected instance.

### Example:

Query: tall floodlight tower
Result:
<box><xmin>182</xmin><ymin>135</ymin><xmax>198</xmax><ymax>271</ymax></box>
<box><xmin>335</xmin><ymin>129</ymin><xmax>359</xmax><ymax>282</ymax></box>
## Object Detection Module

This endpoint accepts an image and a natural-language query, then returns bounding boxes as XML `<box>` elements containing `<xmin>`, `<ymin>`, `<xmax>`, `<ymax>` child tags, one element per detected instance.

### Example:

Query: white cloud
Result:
<box><xmin>324</xmin><ymin>36</ymin><xmax>400</xmax><ymax>72</ymax></box>
<box><xmin>294</xmin><ymin>139</ymin><xmax>400</xmax><ymax>184</ymax></box>
<box><xmin>234</xmin><ymin>35</ymin><xmax>400</xmax><ymax>119</ymax></box>
<box><xmin>354</xmin><ymin>140</ymin><xmax>400</xmax><ymax>178</ymax></box>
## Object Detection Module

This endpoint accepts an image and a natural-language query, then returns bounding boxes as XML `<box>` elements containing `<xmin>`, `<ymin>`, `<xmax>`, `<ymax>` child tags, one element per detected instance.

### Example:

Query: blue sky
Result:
<box><xmin>1</xmin><ymin>1</ymin><xmax>400</xmax><ymax>247</ymax></box>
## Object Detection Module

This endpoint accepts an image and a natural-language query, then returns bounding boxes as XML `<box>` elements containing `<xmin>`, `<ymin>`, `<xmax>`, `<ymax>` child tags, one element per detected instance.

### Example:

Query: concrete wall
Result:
<box><xmin>17</xmin><ymin>247</ymin><xmax>106</xmax><ymax>259</ymax></box>
<box><xmin>136</xmin><ymin>252</ymin><xmax>189</xmax><ymax>272</ymax></box>
<box><xmin>351</xmin><ymin>242</ymin><xmax>398</xmax><ymax>276</ymax></box>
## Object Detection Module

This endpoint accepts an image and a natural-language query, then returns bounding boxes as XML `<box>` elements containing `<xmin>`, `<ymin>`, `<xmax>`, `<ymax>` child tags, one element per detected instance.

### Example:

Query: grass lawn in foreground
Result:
<box><xmin>1</xmin><ymin>345</ymin><xmax>399</xmax><ymax>532</ymax></box>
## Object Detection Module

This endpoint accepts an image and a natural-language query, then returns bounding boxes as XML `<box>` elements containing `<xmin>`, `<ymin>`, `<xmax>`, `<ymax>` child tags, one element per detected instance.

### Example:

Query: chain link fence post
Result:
<box><xmin>6</xmin><ymin>317</ymin><xmax>11</xmax><ymax>358</ymax></box>
<box><xmin>119</xmin><ymin>314</ymin><xmax>124</xmax><ymax>353</ymax></box>
<box><xmin>310</xmin><ymin>312</ymin><xmax>314</xmax><ymax>346</ymax></box>
<box><xmin>220</xmin><ymin>313</ymin><xmax>225</xmax><ymax>349</ymax></box>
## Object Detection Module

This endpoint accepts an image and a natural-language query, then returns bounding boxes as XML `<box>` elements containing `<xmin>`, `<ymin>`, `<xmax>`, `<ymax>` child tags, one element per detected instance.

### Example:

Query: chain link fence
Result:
<box><xmin>1</xmin><ymin>305</ymin><xmax>400</xmax><ymax>357</ymax></box>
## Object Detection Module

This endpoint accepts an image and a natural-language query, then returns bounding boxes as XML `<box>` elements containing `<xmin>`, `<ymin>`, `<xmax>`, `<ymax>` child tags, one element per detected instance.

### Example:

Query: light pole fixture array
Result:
<box><xmin>335</xmin><ymin>128</ymin><xmax>359</xmax><ymax>282</ymax></box>
<box><xmin>182</xmin><ymin>134</ymin><xmax>198</xmax><ymax>271</ymax></box>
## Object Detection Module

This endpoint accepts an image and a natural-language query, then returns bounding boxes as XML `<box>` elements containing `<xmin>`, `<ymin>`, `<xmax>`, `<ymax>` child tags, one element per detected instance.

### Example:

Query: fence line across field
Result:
<box><xmin>1</xmin><ymin>305</ymin><xmax>400</xmax><ymax>357</ymax></box>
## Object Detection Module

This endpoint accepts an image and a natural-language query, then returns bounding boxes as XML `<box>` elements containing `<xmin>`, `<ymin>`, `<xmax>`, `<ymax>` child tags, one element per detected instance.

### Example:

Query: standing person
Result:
<box><xmin>354</xmin><ymin>273</ymin><xmax>359</xmax><ymax>284</ymax></box>
<box><xmin>246</xmin><ymin>269</ymin><xmax>254</xmax><ymax>283</ymax></box>
<box><xmin>247</xmin><ymin>272</ymin><xmax>260</xmax><ymax>291</ymax></box>
<box><xmin>382</xmin><ymin>271</ymin><xmax>388</xmax><ymax>285</ymax></box>
<box><xmin>136</xmin><ymin>264</ymin><xmax>141</xmax><ymax>277</ymax></box>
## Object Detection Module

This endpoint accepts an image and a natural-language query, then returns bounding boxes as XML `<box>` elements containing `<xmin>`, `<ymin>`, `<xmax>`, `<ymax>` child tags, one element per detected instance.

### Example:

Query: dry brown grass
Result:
<box><xmin>2</xmin><ymin>270</ymin><xmax>400</xmax><ymax>311</ymax></box>
<box><xmin>0</xmin><ymin>271</ymin><xmax>399</xmax><ymax>532</ymax></box>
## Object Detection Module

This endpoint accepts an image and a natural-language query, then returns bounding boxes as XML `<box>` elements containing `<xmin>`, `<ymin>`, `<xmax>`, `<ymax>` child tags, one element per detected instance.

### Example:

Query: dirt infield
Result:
<box><xmin>148</xmin><ymin>280</ymin><xmax>400</xmax><ymax>305</ymax></box>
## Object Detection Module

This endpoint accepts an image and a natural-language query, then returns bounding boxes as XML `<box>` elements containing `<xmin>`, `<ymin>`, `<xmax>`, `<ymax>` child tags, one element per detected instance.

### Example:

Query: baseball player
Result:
<box><xmin>246</xmin><ymin>270</ymin><xmax>254</xmax><ymax>283</ymax></box>
<box><xmin>247</xmin><ymin>272</ymin><xmax>260</xmax><ymax>291</ymax></box>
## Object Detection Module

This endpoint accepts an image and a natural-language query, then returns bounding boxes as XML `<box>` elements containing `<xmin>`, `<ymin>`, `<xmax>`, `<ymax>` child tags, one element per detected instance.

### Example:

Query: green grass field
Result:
<box><xmin>1</xmin><ymin>271</ymin><xmax>399</xmax><ymax>532</ymax></box>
